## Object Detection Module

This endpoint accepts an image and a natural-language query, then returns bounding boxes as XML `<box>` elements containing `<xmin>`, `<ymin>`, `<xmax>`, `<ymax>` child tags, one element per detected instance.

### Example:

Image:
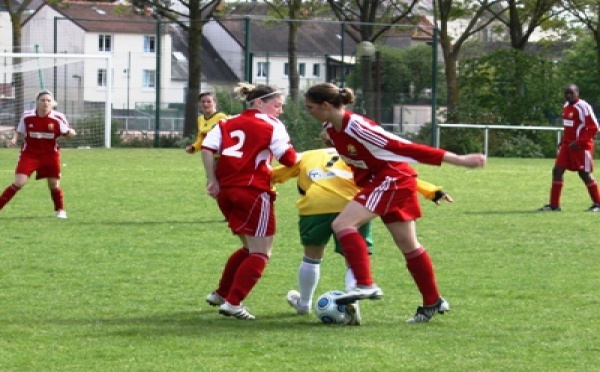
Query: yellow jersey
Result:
<box><xmin>271</xmin><ymin>148</ymin><xmax>443</xmax><ymax>216</ymax></box>
<box><xmin>190</xmin><ymin>112</ymin><xmax>228</xmax><ymax>153</ymax></box>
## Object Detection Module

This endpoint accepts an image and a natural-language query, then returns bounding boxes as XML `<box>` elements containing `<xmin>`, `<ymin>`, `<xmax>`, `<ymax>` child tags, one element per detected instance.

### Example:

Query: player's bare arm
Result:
<box><xmin>63</xmin><ymin>128</ymin><xmax>77</xmax><ymax>139</ymax></box>
<box><xmin>443</xmin><ymin>152</ymin><xmax>486</xmax><ymax>168</ymax></box>
<box><xmin>7</xmin><ymin>133</ymin><xmax>20</xmax><ymax>148</ymax></box>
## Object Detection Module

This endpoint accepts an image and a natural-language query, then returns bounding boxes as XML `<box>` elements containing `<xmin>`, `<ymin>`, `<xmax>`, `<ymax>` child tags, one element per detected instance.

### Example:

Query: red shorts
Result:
<box><xmin>354</xmin><ymin>174</ymin><xmax>422</xmax><ymax>223</ymax></box>
<box><xmin>15</xmin><ymin>153</ymin><xmax>61</xmax><ymax>180</ymax></box>
<box><xmin>555</xmin><ymin>144</ymin><xmax>594</xmax><ymax>172</ymax></box>
<box><xmin>217</xmin><ymin>187</ymin><xmax>275</xmax><ymax>237</ymax></box>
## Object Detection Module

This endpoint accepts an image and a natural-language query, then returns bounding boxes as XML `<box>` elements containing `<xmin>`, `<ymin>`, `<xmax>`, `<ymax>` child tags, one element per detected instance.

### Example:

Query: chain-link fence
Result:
<box><xmin>7</xmin><ymin>12</ymin><xmax>438</xmax><ymax>148</ymax></box>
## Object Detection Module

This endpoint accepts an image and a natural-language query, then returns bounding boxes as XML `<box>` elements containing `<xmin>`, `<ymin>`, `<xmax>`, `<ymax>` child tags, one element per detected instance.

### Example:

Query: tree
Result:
<box><xmin>561</xmin><ymin>0</ymin><xmax>600</xmax><ymax>95</ymax></box>
<box><xmin>4</xmin><ymin>0</ymin><xmax>35</xmax><ymax>124</ymax></box>
<box><xmin>131</xmin><ymin>0</ymin><xmax>223</xmax><ymax>138</ymax></box>
<box><xmin>487</xmin><ymin>0</ymin><xmax>564</xmax><ymax>50</ymax></box>
<box><xmin>326</xmin><ymin>0</ymin><xmax>419</xmax><ymax>119</ymax></box>
<box><xmin>262</xmin><ymin>0</ymin><xmax>329</xmax><ymax>103</ymax></box>
<box><xmin>436</xmin><ymin>0</ymin><xmax>504</xmax><ymax>121</ymax></box>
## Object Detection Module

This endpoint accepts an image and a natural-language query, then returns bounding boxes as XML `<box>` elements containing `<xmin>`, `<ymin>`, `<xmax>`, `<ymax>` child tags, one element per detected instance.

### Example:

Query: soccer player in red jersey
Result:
<box><xmin>539</xmin><ymin>84</ymin><xmax>600</xmax><ymax>212</ymax></box>
<box><xmin>0</xmin><ymin>90</ymin><xmax>77</xmax><ymax>218</ymax></box>
<box><xmin>304</xmin><ymin>83</ymin><xmax>486</xmax><ymax>322</ymax></box>
<box><xmin>201</xmin><ymin>83</ymin><xmax>297</xmax><ymax>320</ymax></box>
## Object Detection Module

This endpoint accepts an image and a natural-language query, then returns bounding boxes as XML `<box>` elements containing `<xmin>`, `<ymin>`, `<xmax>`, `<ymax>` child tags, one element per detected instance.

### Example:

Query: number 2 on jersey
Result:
<box><xmin>222</xmin><ymin>130</ymin><xmax>245</xmax><ymax>158</ymax></box>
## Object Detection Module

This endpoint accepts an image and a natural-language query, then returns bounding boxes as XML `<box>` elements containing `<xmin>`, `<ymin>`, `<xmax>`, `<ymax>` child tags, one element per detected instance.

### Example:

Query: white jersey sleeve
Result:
<box><xmin>269</xmin><ymin>119</ymin><xmax>293</xmax><ymax>160</ymax></box>
<box><xmin>202</xmin><ymin>124</ymin><xmax>223</xmax><ymax>152</ymax></box>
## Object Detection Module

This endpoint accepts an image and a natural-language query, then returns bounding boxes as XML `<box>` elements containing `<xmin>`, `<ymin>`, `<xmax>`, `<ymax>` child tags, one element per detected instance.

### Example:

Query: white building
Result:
<box><xmin>20</xmin><ymin>1</ymin><xmax>182</xmax><ymax>112</ymax></box>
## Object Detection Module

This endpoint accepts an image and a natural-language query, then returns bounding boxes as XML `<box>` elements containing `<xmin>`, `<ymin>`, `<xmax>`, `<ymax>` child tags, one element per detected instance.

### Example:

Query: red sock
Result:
<box><xmin>336</xmin><ymin>228</ymin><xmax>373</xmax><ymax>286</ymax></box>
<box><xmin>226</xmin><ymin>253</ymin><xmax>268</xmax><ymax>306</ymax></box>
<box><xmin>550</xmin><ymin>180</ymin><xmax>563</xmax><ymax>207</ymax></box>
<box><xmin>0</xmin><ymin>184</ymin><xmax>21</xmax><ymax>210</ymax></box>
<box><xmin>404</xmin><ymin>247</ymin><xmax>440</xmax><ymax>306</ymax></box>
<box><xmin>215</xmin><ymin>247</ymin><xmax>250</xmax><ymax>298</ymax></box>
<box><xmin>50</xmin><ymin>187</ymin><xmax>64</xmax><ymax>211</ymax></box>
<box><xmin>586</xmin><ymin>180</ymin><xmax>600</xmax><ymax>204</ymax></box>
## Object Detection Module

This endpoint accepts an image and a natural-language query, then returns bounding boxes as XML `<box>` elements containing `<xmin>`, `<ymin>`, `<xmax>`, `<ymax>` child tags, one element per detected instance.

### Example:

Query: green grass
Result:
<box><xmin>1</xmin><ymin>149</ymin><xmax>599</xmax><ymax>371</ymax></box>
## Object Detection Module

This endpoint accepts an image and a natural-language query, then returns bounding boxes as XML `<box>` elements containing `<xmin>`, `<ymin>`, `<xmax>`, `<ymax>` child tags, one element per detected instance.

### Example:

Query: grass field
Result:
<box><xmin>1</xmin><ymin>148</ymin><xmax>599</xmax><ymax>371</ymax></box>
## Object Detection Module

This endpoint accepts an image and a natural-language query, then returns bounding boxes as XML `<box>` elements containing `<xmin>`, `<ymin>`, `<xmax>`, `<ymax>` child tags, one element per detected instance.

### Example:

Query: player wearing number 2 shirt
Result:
<box><xmin>201</xmin><ymin>83</ymin><xmax>297</xmax><ymax>320</ymax></box>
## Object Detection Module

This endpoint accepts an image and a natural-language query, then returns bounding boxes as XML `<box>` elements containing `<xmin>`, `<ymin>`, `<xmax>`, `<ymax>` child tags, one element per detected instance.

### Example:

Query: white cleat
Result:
<box><xmin>334</xmin><ymin>284</ymin><xmax>384</xmax><ymax>305</ymax></box>
<box><xmin>286</xmin><ymin>290</ymin><xmax>310</xmax><ymax>315</ymax></box>
<box><xmin>56</xmin><ymin>210</ymin><xmax>67</xmax><ymax>219</ymax></box>
<box><xmin>206</xmin><ymin>291</ymin><xmax>226</xmax><ymax>307</ymax></box>
<box><xmin>344</xmin><ymin>302</ymin><xmax>361</xmax><ymax>326</ymax></box>
<box><xmin>218</xmin><ymin>301</ymin><xmax>255</xmax><ymax>320</ymax></box>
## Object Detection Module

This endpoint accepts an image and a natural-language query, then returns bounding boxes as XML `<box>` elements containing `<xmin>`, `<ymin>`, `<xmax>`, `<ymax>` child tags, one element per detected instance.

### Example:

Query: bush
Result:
<box><xmin>280</xmin><ymin>100</ymin><xmax>323</xmax><ymax>151</ymax></box>
<box><xmin>494</xmin><ymin>135</ymin><xmax>544</xmax><ymax>158</ymax></box>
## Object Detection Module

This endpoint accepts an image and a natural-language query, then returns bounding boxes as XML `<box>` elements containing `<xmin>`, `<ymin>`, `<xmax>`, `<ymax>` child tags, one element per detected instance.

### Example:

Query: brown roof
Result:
<box><xmin>218</xmin><ymin>17</ymin><xmax>357</xmax><ymax>56</ymax></box>
<box><xmin>217</xmin><ymin>3</ymin><xmax>433</xmax><ymax>55</ymax></box>
<box><xmin>45</xmin><ymin>1</ymin><xmax>157</xmax><ymax>34</ymax></box>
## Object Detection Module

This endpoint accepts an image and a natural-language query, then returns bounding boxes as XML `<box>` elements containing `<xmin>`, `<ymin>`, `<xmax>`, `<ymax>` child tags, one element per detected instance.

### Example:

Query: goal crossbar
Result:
<box><xmin>0</xmin><ymin>52</ymin><xmax>113</xmax><ymax>148</ymax></box>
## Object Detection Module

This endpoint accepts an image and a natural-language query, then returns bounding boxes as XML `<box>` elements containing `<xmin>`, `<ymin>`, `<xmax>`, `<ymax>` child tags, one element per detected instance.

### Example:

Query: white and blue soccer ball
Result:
<box><xmin>315</xmin><ymin>290</ymin><xmax>347</xmax><ymax>324</ymax></box>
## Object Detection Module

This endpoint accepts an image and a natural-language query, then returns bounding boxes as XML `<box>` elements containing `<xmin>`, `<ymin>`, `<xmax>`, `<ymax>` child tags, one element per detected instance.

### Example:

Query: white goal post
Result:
<box><xmin>435</xmin><ymin>123</ymin><xmax>563</xmax><ymax>156</ymax></box>
<box><xmin>0</xmin><ymin>52</ymin><xmax>113</xmax><ymax>148</ymax></box>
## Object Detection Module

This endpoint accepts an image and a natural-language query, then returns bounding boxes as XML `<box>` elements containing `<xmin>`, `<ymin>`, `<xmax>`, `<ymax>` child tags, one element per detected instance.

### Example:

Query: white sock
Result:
<box><xmin>298</xmin><ymin>256</ymin><xmax>321</xmax><ymax>308</ymax></box>
<box><xmin>345</xmin><ymin>267</ymin><xmax>357</xmax><ymax>292</ymax></box>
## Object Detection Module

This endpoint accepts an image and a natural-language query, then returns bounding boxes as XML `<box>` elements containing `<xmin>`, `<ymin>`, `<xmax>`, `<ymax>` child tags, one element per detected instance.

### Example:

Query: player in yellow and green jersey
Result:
<box><xmin>185</xmin><ymin>92</ymin><xmax>228</xmax><ymax>154</ymax></box>
<box><xmin>271</xmin><ymin>146</ymin><xmax>452</xmax><ymax>325</ymax></box>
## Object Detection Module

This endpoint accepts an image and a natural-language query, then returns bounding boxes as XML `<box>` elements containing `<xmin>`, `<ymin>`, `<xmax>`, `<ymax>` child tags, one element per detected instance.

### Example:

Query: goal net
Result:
<box><xmin>0</xmin><ymin>52</ymin><xmax>112</xmax><ymax>148</ymax></box>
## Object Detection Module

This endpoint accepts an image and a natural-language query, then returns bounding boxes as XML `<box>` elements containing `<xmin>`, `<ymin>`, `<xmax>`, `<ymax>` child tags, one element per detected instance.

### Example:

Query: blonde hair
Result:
<box><xmin>37</xmin><ymin>90</ymin><xmax>53</xmax><ymax>100</ymax></box>
<box><xmin>233</xmin><ymin>82</ymin><xmax>283</xmax><ymax>104</ymax></box>
<box><xmin>36</xmin><ymin>90</ymin><xmax>58</xmax><ymax>108</ymax></box>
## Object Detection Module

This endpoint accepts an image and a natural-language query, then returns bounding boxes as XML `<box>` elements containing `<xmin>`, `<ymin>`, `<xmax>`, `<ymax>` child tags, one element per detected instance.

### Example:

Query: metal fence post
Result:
<box><xmin>154</xmin><ymin>20</ymin><xmax>162</xmax><ymax>147</ymax></box>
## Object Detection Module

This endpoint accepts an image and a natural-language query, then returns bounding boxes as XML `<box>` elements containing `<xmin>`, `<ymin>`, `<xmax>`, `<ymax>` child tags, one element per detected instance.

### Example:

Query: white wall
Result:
<box><xmin>251</xmin><ymin>54</ymin><xmax>326</xmax><ymax>94</ymax></box>
<box><xmin>20</xmin><ymin>5</ymin><xmax>179</xmax><ymax>111</ymax></box>
<box><xmin>0</xmin><ymin>12</ymin><xmax>11</xmax><ymax>53</ymax></box>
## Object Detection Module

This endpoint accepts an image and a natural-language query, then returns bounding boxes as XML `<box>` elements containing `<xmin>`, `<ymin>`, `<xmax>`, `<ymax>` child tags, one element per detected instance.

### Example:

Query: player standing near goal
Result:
<box><xmin>0</xmin><ymin>90</ymin><xmax>77</xmax><ymax>218</ymax></box>
<box><xmin>303</xmin><ymin>83</ymin><xmax>486</xmax><ymax>323</ymax></box>
<box><xmin>201</xmin><ymin>83</ymin><xmax>297</xmax><ymax>320</ymax></box>
<box><xmin>538</xmin><ymin>83</ymin><xmax>600</xmax><ymax>212</ymax></box>
<box><xmin>271</xmin><ymin>138</ymin><xmax>453</xmax><ymax>325</ymax></box>
<box><xmin>185</xmin><ymin>92</ymin><xmax>228</xmax><ymax>154</ymax></box>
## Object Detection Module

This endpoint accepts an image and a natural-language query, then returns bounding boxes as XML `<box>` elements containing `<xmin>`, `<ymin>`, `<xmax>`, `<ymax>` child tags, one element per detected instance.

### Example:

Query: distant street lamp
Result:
<box><xmin>356</xmin><ymin>41</ymin><xmax>376</xmax><ymax>119</ymax></box>
<box><xmin>72</xmin><ymin>74</ymin><xmax>82</xmax><ymax>112</ymax></box>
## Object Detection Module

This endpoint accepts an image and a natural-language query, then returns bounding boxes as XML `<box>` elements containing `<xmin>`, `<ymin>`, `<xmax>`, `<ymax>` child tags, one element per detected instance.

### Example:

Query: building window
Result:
<box><xmin>299</xmin><ymin>63</ymin><xmax>306</xmax><ymax>77</ymax></box>
<box><xmin>144</xmin><ymin>36</ymin><xmax>155</xmax><ymax>53</ymax></box>
<box><xmin>143</xmin><ymin>70</ymin><xmax>156</xmax><ymax>88</ymax></box>
<box><xmin>257</xmin><ymin>62</ymin><xmax>269</xmax><ymax>78</ymax></box>
<box><xmin>99</xmin><ymin>35</ymin><xmax>112</xmax><ymax>52</ymax></box>
<box><xmin>284</xmin><ymin>63</ymin><xmax>289</xmax><ymax>76</ymax></box>
<box><xmin>313</xmin><ymin>63</ymin><xmax>320</xmax><ymax>77</ymax></box>
<box><xmin>97</xmin><ymin>69</ymin><xmax>107</xmax><ymax>87</ymax></box>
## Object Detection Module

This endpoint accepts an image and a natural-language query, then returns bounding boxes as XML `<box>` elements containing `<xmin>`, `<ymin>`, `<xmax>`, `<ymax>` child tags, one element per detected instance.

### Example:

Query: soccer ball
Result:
<box><xmin>315</xmin><ymin>290</ymin><xmax>347</xmax><ymax>324</ymax></box>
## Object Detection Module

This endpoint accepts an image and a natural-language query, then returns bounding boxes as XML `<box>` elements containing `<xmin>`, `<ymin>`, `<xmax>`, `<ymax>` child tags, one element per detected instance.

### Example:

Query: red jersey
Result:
<box><xmin>16</xmin><ymin>109</ymin><xmax>71</xmax><ymax>156</ymax></box>
<box><xmin>324</xmin><ymin>111</ymin><xmax>446</xmax><ymax>188</ymax></box>
<box><xmin>562</xmin><ymin>98</ymin><xmax>598</xmax><ymax>150</ymax></box>
<box><xmin>202</xmin><ymin>108</ymin><xmax>297</xmax><ymax>192</ymax></box>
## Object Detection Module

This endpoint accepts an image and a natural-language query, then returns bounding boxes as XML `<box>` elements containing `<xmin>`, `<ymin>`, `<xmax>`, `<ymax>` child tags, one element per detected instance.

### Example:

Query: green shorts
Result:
<box><xmin>298</xmin><ymin>213</ymin><xmax>373</xmax><ymax>255</ymax></box>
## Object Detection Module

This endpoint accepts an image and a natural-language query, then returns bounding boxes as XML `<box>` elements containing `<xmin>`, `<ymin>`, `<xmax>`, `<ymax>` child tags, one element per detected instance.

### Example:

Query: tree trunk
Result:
<box><xmin>184</xmin><ymin>11</ymin><xmax>203</xmax><ymax>138</ymax></box>
<box><xmin>288</xmin><ymin>20</ymin><xmax>300</xmax><ymax>103</ymax></box>
<box><xmin>443</xmin><ymin>51</ymin><xmax>459</xmax><ymax>123</ymax></box>
<box><xmin>11</xmin><ymin>13</ymin><xmax>24</xmax><ymax>127</ymax></box>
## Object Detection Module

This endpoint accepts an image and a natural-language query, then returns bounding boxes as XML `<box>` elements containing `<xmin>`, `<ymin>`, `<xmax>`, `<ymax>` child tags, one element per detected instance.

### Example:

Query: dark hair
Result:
<box><xmin>305</xmin><ymin>83</ymin><xmax>355</xmax><ymax>108</ymax></box>
<box><xmin>564</xmin><ymin>84</ymin><xmax>579</xmax><ymax>95</ymax></box>
<box><xmin>234</xmin><ymin>83</ymin><xmax>282</xmax><ymax>103</ymax></box>
<box><xmin>198</xmin><ymin>92</ymin><xmax>215</xmax><ymax>100</ymax></box>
